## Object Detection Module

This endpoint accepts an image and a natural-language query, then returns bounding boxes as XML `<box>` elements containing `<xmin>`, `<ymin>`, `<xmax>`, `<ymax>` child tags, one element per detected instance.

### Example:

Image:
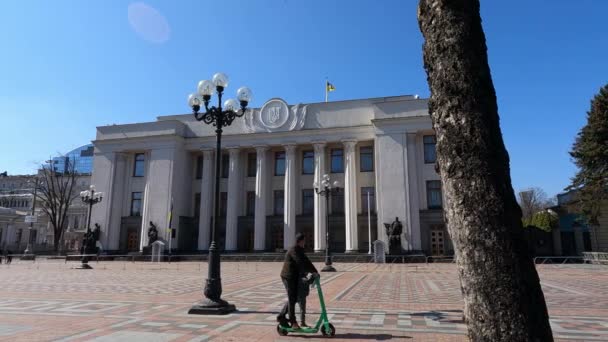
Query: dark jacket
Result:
<box><xmin>298</xmin><ymin>273</ymin><xmax>317</xmax><ymax>298</ymax></box>
<box><xmin>280</xmin><ymin>245</ymin><xmax>318</xmax><ymax>280</ymax></box>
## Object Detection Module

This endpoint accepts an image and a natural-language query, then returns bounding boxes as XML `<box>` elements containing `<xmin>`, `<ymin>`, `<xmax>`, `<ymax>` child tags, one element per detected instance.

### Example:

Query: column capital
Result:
<box><xmin>284</xmin><ymin>144</ymin><xmax>297</xmax><ymax>154</ymax></box>
<box><xmin>342</xmin><ymin>140</ymin><xmax>357</xmax><ymax>151</ymax></box>
<box><xmin>228</xmin><ymin>147</ymin><xmax>240</xmax><ymax>156</ymax></box>
<box><xmin>254</xmin><ymin>145</ymin><xmax>269</xmax><ymax>153</ymax></box>
<box><xmin>313</xmin><ymin>142</ymin><xmax>326</xmax><ymax>152</ymax></box>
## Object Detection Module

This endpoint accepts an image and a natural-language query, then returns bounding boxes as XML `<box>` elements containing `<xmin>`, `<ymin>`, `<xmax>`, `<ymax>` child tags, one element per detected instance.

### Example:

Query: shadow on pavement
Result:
<box><xmin>293</xmin><ymin>333</ymin><xmax>411</xmax><ymax>340</ymax></box>
<box><xmin>236</xmin><ymin>310</ymin><xmax>279</xmax><ymax>314</ymax></box>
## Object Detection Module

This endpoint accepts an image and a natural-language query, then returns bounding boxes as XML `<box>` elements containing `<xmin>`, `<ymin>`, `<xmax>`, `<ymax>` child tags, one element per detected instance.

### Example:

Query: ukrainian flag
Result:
<box><xmin>325</xmin><ymin>80</ymin><xmax>336</xmax><ymax>102</ymax></box>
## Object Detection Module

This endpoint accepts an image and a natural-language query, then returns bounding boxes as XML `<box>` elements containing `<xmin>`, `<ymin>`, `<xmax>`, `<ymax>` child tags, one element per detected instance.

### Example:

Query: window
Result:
<box><xmin>361</xmin><ymin>187</ymin><xmax>376</xmax><ymax>214</ymax></box>
<box><xmin>275</xmin><ymin>151</ymin><xmax>286</xmax><ymax>176</ymax></box>
<box><xmin>133</xmin><ymin>153</ymin><xmax>145</xmax><ymax>177</ymax></box>
<box><xmin>274</xmin><ymin>190</ymin><xmax>284</xmax><ymax>216</ymax></box>
<box><xmin>221</xmin><ymin>154</ymin><xmax>229</xmax><ymax>178</ymax></box>
<box><xmin>194</xmin><ymin>193</ymin><xmax>201</xmax><ymax>217</ymax></box>
<box><xmin>73</xmin><ymin>216</ymin><xmax>80</xmax><ymax>230</ymax></box>
<box><xmin>247</xmin><ymin>153</ymin><xmax>257</xmax><ymax>177</ymax></box>
<box><xmin>246</xmin><ymin>191</ymin><xmax>256</xmax><ymax>216</ymax></box>
<box><xmin>302</xmin><ymin>151</ymin><xmax>314</xmax><ymax>175</ymax></box>
<box><xmin>330</xmin><ymin>149</ymin><xmax>344</xmax><ymax>173</ymax></box>
<box><xmin>302</xmin><ymin>189</ymin><xmax>314</xmax><ymax>215</ymax></box>
<box><xmin>130</xmin><ymin>192</ymin><xmax>143</xmax><ymax>216</ymax></box>
<box><xmin>195</xmin><ymin>155</ymin><xmax>203</xmax><ymax>179</ymax></box>
<box><xmin>360</xmin><ymin>146</ymin><xmax>374</xmax><ymax>172</ymax></box>
<box><xmin>424</xmin><ymin>135</ymin><xmax>437</xmax><ymax>163</ymax></box>
<box><xmin>426</xmin><ymin>180</ymin><xmax>443</xmax><ymax>209</ymax></box>
<box><xmin>220</xmin><ymin>192</ymin><xmax>227</xmax><ymax>216</ymax></box>
<box><xmin>331</xmin><ymin>191</ymin><xmax>344</xmax><ymax>214</ymax></box>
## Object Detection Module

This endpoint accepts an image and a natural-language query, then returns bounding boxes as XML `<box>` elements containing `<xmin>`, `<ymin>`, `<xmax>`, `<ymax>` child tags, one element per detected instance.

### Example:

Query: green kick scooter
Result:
<box><xmin>276</xmin><ymin>275</ymin><xmax>336</xmax><ymax>337</ymax></box>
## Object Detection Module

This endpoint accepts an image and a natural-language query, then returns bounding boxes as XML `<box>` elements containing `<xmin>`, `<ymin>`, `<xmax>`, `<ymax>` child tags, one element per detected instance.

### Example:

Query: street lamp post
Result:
<box><xmin>187</xmin><ymin>72</ymin><xmax>252</xmax><ymax>315</ymax></box>
<box><xmin>24</xmin><ymin>177</ymin><xmax>39</xmax><ymax>256</ymax></box>
<box><xmin>76</xmin><ymin>185</ymin><xmax>103</xmax><ymax>269</ymax></box>
<box><xmin>314</xmin><ymin>174</ymin><xmax>340</xmax><ymax>272</ymax></box>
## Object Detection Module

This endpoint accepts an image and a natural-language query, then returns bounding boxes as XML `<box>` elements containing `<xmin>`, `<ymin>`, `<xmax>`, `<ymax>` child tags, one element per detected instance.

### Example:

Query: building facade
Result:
<box><xmin>553</xmin><ymin>190</ymin><xmax>608</xmax><ymax>254</ymax></box>
<box><xmin>90</xmin><ymin>95</ymin><xmax>450</xmax><ymax>255</ymax></box>
<box><xmin>0</xmin><ymin>172</ymin><xmax>91</xmax><ymax>253</ymax></box>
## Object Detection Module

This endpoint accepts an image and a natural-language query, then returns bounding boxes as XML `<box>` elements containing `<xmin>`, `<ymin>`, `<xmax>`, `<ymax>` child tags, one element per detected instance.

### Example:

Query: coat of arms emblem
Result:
<box><xmin>244</xmin><ymin>98</ymin><xmax>308</xmax><ymax>133</ymax></box>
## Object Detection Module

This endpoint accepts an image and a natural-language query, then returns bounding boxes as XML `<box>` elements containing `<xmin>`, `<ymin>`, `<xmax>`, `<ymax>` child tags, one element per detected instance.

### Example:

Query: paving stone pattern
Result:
<box><xmin>0</xmin><ymin>261</ymin><xmax>607</xmax><ymax>341</ymax></box>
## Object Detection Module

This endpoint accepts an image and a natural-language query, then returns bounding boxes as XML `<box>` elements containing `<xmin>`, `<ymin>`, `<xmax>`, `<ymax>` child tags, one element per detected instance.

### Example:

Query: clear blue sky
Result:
<box><xmin>1</xmin><ymin>0</ymin><xmax>606</xmax><ymax>198</ymax></box>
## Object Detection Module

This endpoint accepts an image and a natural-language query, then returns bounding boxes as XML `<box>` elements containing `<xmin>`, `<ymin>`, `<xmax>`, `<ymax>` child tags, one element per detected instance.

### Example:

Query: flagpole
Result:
<box><xmin>325</xmin><ymin>80</ymin><xmax>328</xmax><ymax>103</ymax></box>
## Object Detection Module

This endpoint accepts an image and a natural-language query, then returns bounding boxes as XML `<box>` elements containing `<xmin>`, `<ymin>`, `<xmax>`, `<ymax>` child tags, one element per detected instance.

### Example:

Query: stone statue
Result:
<box><xmin>147</xmin><ymin>221</ymin><xmax>158</xmax><ymax>245</ymax></box>
<box><xmin>384</xmin><ymin>217</ymin><xmax>404</xmax><ymax>255</ymax></box>
<box><xmin>93</xmin><ymin>223</ymin><xmax>101</xmax><ymax>242</ymax></box>
<box><xmin>81</xmin><ymin>225</ymin><xmax>98</xmax><ymax>255</ymax></box>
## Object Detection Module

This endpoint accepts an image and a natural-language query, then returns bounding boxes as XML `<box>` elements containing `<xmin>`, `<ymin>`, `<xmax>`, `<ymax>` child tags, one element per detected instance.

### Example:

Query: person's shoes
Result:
<box><xmin>290</xmin><ymin>322</ymin><xmax>301</xmax><ymax>330</ymax></box>
<box><xmin>300</xmin><ymin>322</ymin><xmax>310</xmax><ymax>328</ymax></box>
<box><xmin>276</xmin><ymin>316</ymin><xmax>288</xmax><ymax>326</ymax></box>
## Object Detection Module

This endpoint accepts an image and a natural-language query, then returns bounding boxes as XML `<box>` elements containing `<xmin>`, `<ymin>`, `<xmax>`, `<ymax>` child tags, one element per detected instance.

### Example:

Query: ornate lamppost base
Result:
<box><xmin>188</xmin><ymin>298</ymin><xmax>236</xmax><ymax>315</ymax></box>
<box><xmin>73</xmin><ymin>263</ymin><xmax>93</xmax><ymax>270</ymax></box>
<box><xmin>321</xmin><ymin>265</ymin><xmax>336</xmax><ymax>272</ymax></box>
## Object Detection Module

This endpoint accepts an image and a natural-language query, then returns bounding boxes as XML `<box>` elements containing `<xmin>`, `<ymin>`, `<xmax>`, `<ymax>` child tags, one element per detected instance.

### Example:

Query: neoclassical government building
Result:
<box><xmin>90</xmin><ymin>95</ymin><xmax>450</xmax><ymax>255</ymax></box>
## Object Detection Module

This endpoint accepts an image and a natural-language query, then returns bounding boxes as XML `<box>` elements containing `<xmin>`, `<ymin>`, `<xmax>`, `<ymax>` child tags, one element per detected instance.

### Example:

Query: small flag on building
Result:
<box><xmin>325</xmin><ymin>80</ymin><xmax>336</xmax><ymax>102</ymax></box>
<box><xmin>167</xmin><ymin>197</ymin><xmax>174</xmax><ymax>235</ymax></box>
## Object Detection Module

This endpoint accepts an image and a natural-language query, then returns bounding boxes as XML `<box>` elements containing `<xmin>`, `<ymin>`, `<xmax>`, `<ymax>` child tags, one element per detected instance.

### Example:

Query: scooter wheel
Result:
<box><xmin>321</xmin><ymin>323</ymin><xmax>336</xmax><ymax>337</ymax></box>
<box><xmin>277</xmin><ymin>324</ymin><xmax>288</xmax><ymax>336</ymax></box>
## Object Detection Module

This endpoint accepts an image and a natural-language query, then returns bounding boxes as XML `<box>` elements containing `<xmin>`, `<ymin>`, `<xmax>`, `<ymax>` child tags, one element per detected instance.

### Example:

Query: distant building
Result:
<box><xmin>0</xmin><ymin>169</ymin><xmax>91</xmax><ymax>253</ymax></box>
<box><xmin>554</xmin><ymin>189</ymin><xmax>608</xmax><ymax>254</ymax></box>
<box><xmin>49</xmin><ymin>144</ymin><xmax>94</xmax><ymax>175</ymax></box>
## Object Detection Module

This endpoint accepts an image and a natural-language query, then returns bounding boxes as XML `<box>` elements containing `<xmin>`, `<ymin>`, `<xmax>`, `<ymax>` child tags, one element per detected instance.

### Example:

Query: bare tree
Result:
<box><xmin>417</xmin><ymin>1</ymin><xmax>553</xmax><ymax>341</ymax></box>
<box><xmin>35</xmin><ymin>159</ymin><xmax>80</xmax><ymax>253</ymax></box>
<box><xmin>518</xmin><ymin>187</ymin><xmax>551</xmax><ymax>221</ymax></box>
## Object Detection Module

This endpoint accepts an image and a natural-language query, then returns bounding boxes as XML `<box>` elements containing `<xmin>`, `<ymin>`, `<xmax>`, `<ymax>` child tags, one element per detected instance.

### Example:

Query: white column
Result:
<box><xmin>254</xmin><ymin>146</ymin><xmax>269</xmax><ymax>251</ymax></box>
<box><xmin>344</xmin><ymin>140</ymin><xmax>358</xmax><ymax>252</ymax></box>
<box><xmin>313</xmin><ymin>143</ymin><xmax>327</xmax><ymax>251</ymax></box>
<box><xmin>406</xmin><ymin>133</ymin><xmax>421</xmax><ymax>251</ymax></box>
<box><xmin>198</xmin><ymin>149</ymin><xmax>214</xmax><ymax>250</ymax></box>
<box><xmin>225</xmin><ymin>148</ymin><xmax>241</xmax><ymax>251</ymax></box>
<box><xmin>284</xmin><ymin>144</ymin><xmax>297</xmax><ymax>250</ymax></box>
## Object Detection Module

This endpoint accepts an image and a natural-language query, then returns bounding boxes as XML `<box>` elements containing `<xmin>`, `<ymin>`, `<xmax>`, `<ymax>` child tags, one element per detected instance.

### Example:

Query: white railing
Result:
<box><xmin>582</xmin><ymin>252</ymin><xmax>608</xmax><ymax>265</ymax></box>
<box><xmin>533</xmin><ymin>256</ymin><xmax>584</xmax><ymax>265</ymax></box>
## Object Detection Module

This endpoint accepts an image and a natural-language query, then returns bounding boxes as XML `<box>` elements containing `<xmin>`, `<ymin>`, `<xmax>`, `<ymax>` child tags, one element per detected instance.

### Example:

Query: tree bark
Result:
<box><xmin>417</xmin><ymin>1</ymin><xmax>553</xmax><ymax>341</ymax></box>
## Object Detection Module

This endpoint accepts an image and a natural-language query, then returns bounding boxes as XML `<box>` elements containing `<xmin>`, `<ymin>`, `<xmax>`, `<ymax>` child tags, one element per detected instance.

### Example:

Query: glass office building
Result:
<box><xmin>50</xmin><ymin>144</ymin><xmax>94</xmax><ymax>174</ymax></box>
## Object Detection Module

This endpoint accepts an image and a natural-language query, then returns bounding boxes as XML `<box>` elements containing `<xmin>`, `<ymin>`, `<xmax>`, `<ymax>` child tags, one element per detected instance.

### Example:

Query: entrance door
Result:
<box><xmin>272</xmin><ymin>224</ymin><xmax>284</xmax><ymax>252</ymax></box>
<box><xmin>127</xmin><ymin>231</ymin><xmax>139</xmax><ymax>252</ymax></box>
<box><xmin>430</xmin><ymin>230</ymin><xmax>445</xmax><ymax>256</ymax></box>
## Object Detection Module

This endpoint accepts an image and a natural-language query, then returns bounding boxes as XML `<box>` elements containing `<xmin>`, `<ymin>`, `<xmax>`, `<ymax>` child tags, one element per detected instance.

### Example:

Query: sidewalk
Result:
<box><xmin>0</xmin><ymin>261</ymin><xmax>606</xmax><ymax>341</ymax></box>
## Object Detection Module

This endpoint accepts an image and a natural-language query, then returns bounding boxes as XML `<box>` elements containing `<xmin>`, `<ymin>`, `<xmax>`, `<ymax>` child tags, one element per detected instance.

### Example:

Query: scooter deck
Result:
<box><xmin>277</xmin><ymin>325</ymin><xmax>318</xmax><ymax>334</ymax></box>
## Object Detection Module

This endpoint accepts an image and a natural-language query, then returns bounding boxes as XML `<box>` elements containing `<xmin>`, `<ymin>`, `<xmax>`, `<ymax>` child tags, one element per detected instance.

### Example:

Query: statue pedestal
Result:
<box><xmin>389</xmin><ymin>243</ymin><xmax>404</xmax><ymax>256</ymax></box>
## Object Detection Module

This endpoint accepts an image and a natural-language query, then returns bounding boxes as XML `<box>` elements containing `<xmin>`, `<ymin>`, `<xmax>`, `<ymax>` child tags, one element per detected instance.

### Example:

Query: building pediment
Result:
<box><xmin>244</xmin><ymin>98</ymin><xmax>307</xmax><ymax>133</ymax></box>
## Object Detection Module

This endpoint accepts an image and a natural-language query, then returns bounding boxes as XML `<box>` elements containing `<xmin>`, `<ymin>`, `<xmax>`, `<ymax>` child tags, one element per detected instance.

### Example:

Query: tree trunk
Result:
<box><xmin>417</xmin><ymin>1</ymin><xmax>553</xmax><ymax>341</ymax></box>
<box><xmin>53</xmin><ymin>227</ymin><xmax>62</xmax><ymax>254</ymax></box>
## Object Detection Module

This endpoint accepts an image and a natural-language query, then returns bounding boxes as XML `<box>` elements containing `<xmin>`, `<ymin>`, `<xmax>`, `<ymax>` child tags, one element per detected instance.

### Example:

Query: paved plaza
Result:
<box><xmin>0</xmin><ymin>260</ymin><xmax>607</xmax><ymax>341</ymax></box>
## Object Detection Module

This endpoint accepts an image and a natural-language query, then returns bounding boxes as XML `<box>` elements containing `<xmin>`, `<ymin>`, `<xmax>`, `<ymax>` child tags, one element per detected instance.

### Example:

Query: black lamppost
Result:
<box><xmin>187</xmin><ymin>72</ymin><xmax>252</xmax><ymax>315</ymax></box>
<box><xmin>314</xmin><ymin>174</ymin><xmax>340</xmax><ymax>272</ymax></box>
<box><xmin>76</xmin><ymin>185</ymin><xmax>102</xmax><ymax>269</ymax></box>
